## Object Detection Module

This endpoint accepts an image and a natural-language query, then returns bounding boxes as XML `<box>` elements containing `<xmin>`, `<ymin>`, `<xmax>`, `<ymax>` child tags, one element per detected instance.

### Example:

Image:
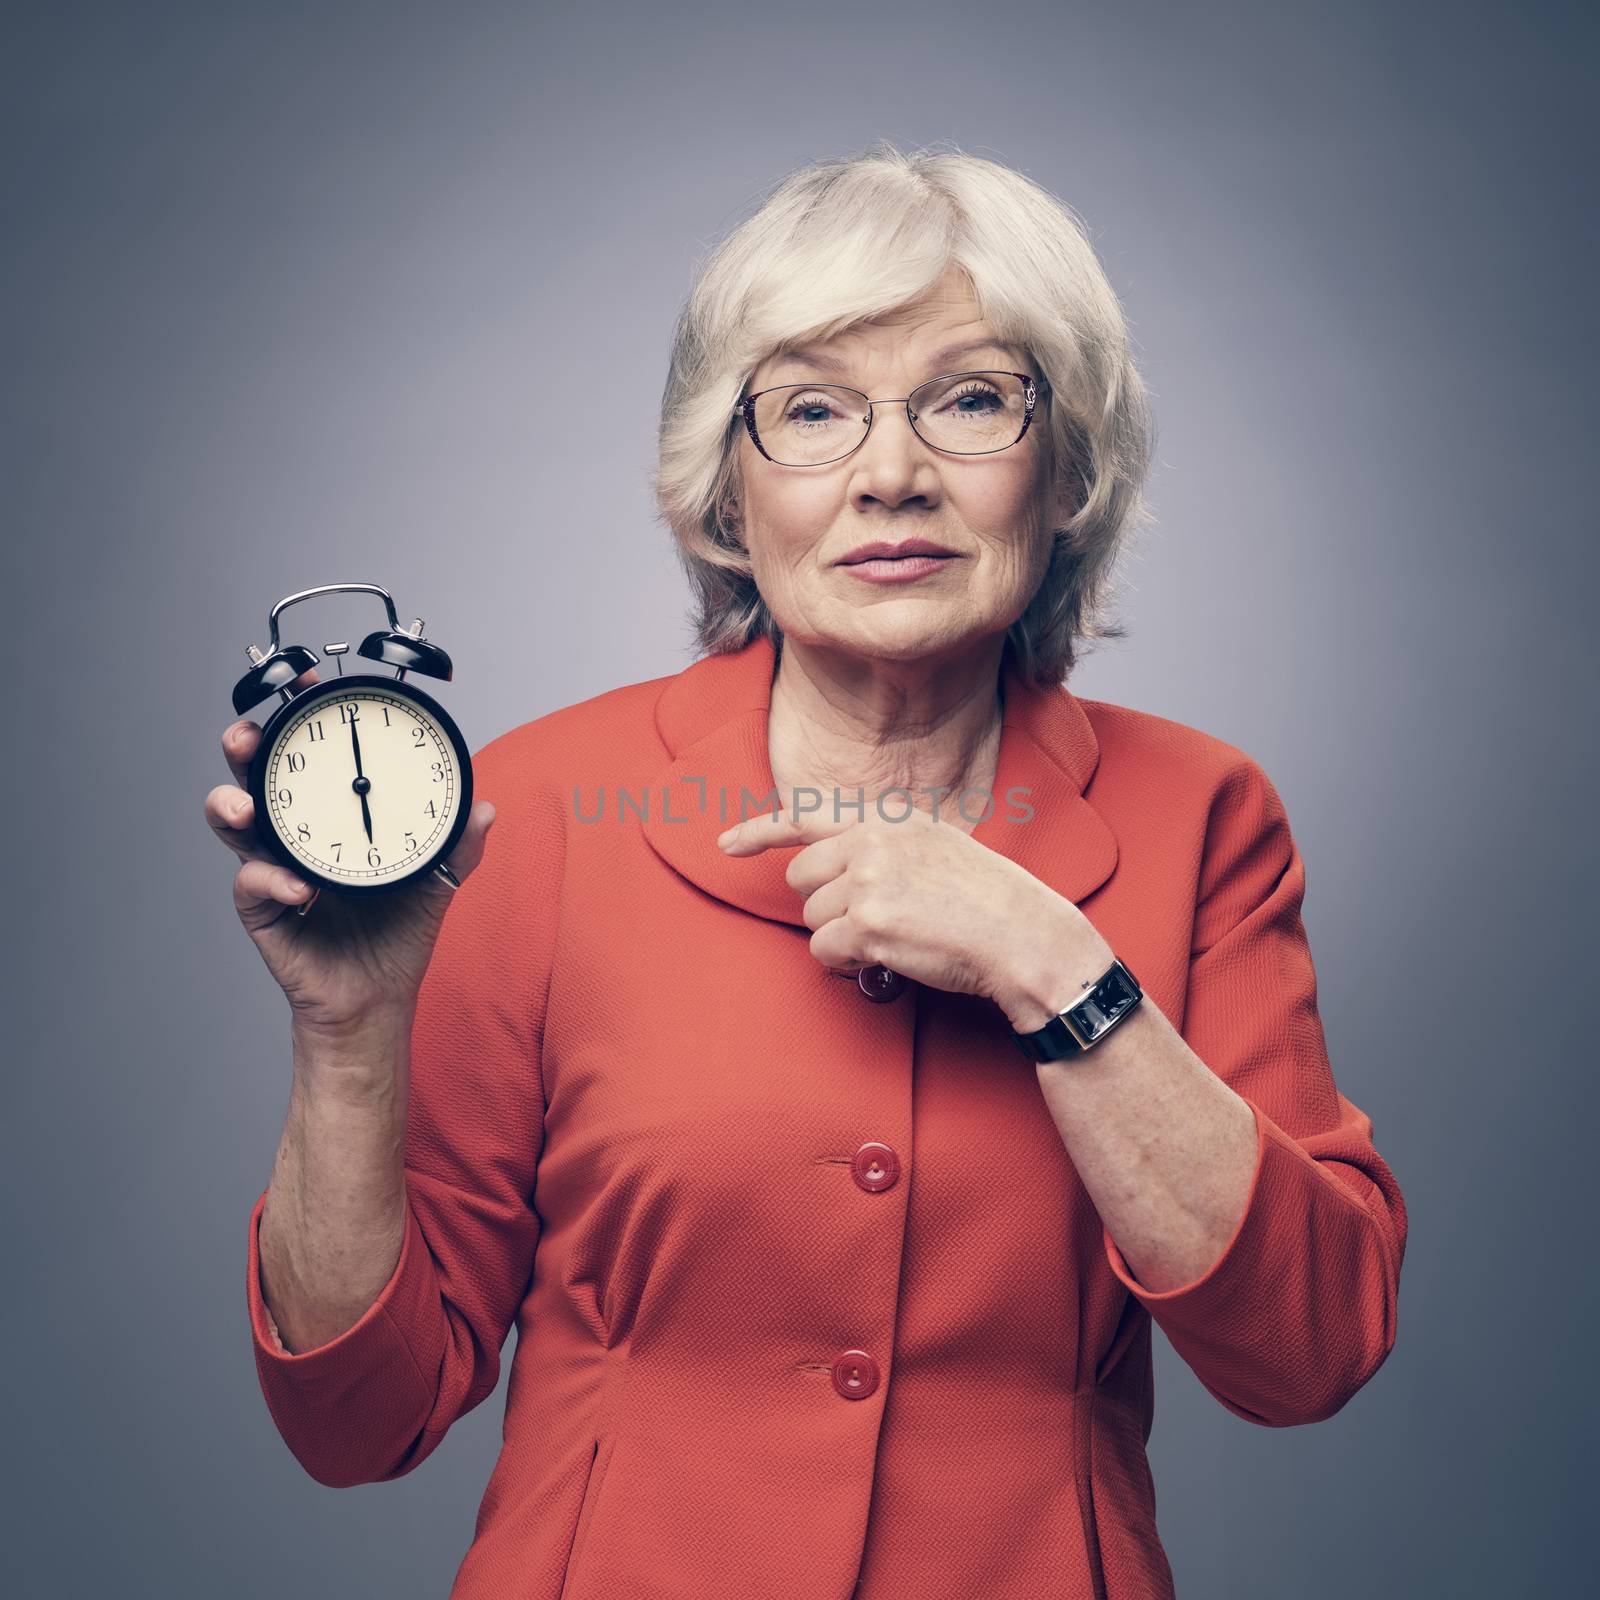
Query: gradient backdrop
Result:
<box><xmin>5</xmin><ymin>1</ymin><xmax>1594</xmax><ymax>1594</ymax></box>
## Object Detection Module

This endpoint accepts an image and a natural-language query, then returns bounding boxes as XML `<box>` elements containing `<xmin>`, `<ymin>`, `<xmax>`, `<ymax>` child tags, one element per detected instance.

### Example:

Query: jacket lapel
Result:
<box><xmin>641</xmin><ymin>633</ymin><xmax>1118</xmax><ymax>928</ymax></box>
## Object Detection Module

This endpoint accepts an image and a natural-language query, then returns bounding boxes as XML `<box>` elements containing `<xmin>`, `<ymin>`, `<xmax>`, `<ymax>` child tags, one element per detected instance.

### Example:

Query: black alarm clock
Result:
<box><xmin>230</xmin><ymin>582</ymin><xmax>473</xmax><ymax>897</ymax></box>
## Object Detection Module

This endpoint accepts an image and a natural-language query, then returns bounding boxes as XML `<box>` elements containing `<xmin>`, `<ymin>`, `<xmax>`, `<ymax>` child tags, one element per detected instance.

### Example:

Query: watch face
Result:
<box><xmin>253</xmin><ymin>676</ymin><xmax>471</xmax><ymax>891</ymax></box>
<box><xmin>1072</xmin><ymin>964</ymin><xmax>1139</xmax><ymax>1035</ymax></box>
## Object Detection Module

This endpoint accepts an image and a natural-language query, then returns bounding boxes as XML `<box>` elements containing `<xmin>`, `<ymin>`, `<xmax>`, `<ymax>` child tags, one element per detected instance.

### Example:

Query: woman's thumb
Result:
<box><xmin>439</xmin><ymin>800</ymin><xmax>496</xmax><ymax>886</ymax></box>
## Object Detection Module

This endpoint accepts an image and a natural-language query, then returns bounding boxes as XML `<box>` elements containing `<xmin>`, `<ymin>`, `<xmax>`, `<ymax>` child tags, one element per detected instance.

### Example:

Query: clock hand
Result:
<box><xmin>349</xmin><ymin>716</ymin><xmax>374</xmax><ymax>844</ymax></box>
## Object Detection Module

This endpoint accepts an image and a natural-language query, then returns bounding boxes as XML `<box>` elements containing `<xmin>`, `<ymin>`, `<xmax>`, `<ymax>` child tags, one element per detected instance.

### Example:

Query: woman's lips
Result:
<box><xmin>839</xmin><ymin>553</ymin><xmax>960</xmax><ymax>584</ymax></box>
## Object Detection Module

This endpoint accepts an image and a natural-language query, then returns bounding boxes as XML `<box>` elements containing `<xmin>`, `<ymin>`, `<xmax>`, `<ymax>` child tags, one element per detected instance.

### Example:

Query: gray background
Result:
<box><xmin>5</xmin><ymin>0</ymin><xmax>1594</xmax><ymax>1594</ymax></box>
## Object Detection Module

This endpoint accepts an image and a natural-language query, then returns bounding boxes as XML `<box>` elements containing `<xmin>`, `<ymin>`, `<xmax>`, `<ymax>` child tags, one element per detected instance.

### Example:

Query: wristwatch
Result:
<box><xmin>1009</xmin><ymin>956</ymin><xmax>1143</xmax><ymax>1062</ymax></box>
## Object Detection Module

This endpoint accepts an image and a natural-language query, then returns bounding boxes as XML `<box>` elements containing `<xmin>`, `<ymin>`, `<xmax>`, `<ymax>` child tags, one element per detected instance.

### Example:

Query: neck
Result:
<box><xmin>766</xmin><ymin>635</ymin><xmax>1006</xmax><ymax>827</ymax></box>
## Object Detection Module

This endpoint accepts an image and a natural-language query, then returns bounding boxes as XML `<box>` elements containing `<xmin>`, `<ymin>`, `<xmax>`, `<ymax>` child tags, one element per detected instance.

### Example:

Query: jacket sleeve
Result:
<box><xmin>1100</xmin><ymin>755</ymin><xmax>1408</xmax><ymax>1427</ymax></box>
<box><xmin>245</xmin><ymin>732</ymin><xmax>566</xmax><ymax>1486</ymax></box>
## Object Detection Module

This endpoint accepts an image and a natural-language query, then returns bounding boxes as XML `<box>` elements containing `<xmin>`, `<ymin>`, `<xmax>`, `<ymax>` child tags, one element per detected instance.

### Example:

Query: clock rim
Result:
<box><xmin>247</xmin><ymin>672</ymin><xmax>475</xmax><ymax>896</ymax></box>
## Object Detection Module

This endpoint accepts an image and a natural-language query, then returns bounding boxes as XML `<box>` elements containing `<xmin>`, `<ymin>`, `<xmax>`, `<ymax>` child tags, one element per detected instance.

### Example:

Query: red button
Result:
<box><xmin>851</xmin><ymin>1142</ymin><xmax>900</xmax><ymax>1192</ymax></box>
<box><xmin>832</xmin><ymin>1350</ymin><xmax>880</xmax><ymax>1400</ymax></box>
<box><xmin>857</xmin><ymin>965</ymin><xmax>906</xmax><ymax>1002</ymax></box>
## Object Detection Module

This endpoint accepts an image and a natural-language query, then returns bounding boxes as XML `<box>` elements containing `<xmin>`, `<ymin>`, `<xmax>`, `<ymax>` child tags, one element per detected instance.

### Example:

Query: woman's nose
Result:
<box><xmin>850</xmin><ymin>407</ymin><xmax>938</xmax><ymax>504</ymax></box>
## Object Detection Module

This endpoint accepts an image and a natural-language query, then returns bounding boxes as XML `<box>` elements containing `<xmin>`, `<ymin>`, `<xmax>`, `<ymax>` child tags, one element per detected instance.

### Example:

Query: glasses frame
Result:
<box><xmin>733</xmin><ymin>369</ymin><xmax>1051</xmax><ymax>467</ymax></box>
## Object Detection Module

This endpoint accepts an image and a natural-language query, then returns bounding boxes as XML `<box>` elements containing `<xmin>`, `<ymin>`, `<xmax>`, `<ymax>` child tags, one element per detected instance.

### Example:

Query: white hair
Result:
<box><xmin>649</xmin><ymin>138</ymin><xmax>1155</xmax><ymax>685</ymax></box>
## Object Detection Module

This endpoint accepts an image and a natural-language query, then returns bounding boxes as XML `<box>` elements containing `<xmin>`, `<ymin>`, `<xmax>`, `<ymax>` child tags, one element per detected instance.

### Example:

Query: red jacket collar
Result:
<box><xmin>643</xmin><ymin>632</ymin><xmax>1118</xmax><ymax>928</ymax></box>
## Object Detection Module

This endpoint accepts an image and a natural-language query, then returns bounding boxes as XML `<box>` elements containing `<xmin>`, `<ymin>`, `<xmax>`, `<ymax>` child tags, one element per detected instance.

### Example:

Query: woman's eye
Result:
<box><xmin>949</xmin><ymin>385</ymin><xmax>1001</xmax><ymax>412</ymax></box>
<box><xmin>786</xmin><ymin>395</ymin><xmax>840</xmax><ymax>425</ymax></box>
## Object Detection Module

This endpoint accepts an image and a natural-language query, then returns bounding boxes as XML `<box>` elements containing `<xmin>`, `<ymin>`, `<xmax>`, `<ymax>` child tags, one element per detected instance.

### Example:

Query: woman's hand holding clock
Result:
<box><xmin>204</xmin><ymin>665</ymin><xmax>497</xmax><ymax>1036</ymax></box>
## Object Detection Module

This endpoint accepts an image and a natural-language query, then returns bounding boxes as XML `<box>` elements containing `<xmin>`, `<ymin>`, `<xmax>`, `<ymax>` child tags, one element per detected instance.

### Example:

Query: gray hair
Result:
<box><xmin>649</xmin><ymin>139</ymin><xmax>1155</xmax><ymax>687</ymax></box>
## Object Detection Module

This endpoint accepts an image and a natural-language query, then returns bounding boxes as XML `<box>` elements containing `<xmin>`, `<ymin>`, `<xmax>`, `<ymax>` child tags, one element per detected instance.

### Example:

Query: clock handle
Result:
<box><xmin>268</xmin><ymin>580</ymin><xmax>453</xmax><ymax>682</ymax></box>
<box><xmin>264</xmin><ymin>582</ymin><xmax>405</xmax><ymax>653</ymax></box>
<box><xmin>433</xmin><ymin>859</ymin><xmax>462</xmax><ymax>890</ymax></box>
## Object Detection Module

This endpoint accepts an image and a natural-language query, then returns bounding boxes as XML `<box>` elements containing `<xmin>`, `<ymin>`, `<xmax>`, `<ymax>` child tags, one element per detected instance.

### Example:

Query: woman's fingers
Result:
<box><xmin>221</xmin><ymin>720</ymin><xmax>259</xmax><ymax>791</ymax></box>
<box><xmin>214</xmin><ymin>666</ymin><xmax>324</xmax><ymax>855</ymax></box>
<box><xmin>233</xmin><ymin>856</ymin><xmax>314</xmax><ymax>932</ymax></box>
<box><xmin>443</xmin><ymin>800</ymin><xmax>497</xmax><ymax>882</ymax></box>
<box><xmin>205</xmin><ymin>784</ymin><xmax>268</xmax><ymax>862</ymax></box>
<box><xmin>222</xmin><ymin>666</ymin><xmax>321</xmax><ymax>787</ymax></box>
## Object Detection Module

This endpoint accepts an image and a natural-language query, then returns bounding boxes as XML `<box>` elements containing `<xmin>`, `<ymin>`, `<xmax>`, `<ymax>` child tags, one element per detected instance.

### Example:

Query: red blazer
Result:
<box><xmin>246</xmin><ymin>632</ymin><xmax>1407</xmax><ymax>1599</ymax></box>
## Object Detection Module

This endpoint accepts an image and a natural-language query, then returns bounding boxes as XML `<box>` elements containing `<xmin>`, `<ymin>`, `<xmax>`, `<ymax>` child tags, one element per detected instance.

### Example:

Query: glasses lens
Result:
<box><xmin>910</xmin><ymin>372</ymin><xmax>1029</xmax><ymax>453</ymax></box>
<box><xmin>752</xmin><ymin>385</ymin><xmax>870</xmax><ymax>465</ymax></box>
<box><xmin>750</xmin><ymin>373</ymin><xmax>1030</xmax><ymax>465</ymax></box>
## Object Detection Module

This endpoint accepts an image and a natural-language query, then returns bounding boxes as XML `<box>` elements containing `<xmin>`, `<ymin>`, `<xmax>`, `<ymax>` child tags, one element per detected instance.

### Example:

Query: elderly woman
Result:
<box><xmin>211</xmin><ymin>145</ymin><xmax>1407</xmax><ymax>1599</ymax></box>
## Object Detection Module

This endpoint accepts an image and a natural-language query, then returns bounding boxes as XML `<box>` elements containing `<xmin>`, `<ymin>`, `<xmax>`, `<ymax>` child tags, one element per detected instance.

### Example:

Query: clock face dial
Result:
<box><xmin>261</xmin><ymin>684</ymin><xmax>462</xmax><ymax>886</ymax></box>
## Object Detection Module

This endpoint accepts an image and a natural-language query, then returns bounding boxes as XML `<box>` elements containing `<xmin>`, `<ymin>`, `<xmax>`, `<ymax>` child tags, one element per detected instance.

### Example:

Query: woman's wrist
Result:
<box><xmin>290</xmin><ymin>1006</ymin><xmax>414</xmax><ymax>1099</ymax></box>
<box><xmin>990</xmin><ymin>913</ymin><xmax>1118</xmax><ymax>1035</ymax></box>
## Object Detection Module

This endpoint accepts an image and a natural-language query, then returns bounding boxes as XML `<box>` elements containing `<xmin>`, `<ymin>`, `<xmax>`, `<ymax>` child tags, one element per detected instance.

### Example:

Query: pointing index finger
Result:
<box><xmin>716</xmin><ymin>805</ymin><xmax>852</xmax><ymax>855</ymax></box>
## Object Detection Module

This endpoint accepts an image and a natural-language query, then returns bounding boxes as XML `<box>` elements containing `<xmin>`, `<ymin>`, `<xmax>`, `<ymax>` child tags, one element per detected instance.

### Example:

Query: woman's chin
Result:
<box><xmin>799</xmin><ymin>615</ymin><xmax>1001</xmax><ymax>665</ymax></box>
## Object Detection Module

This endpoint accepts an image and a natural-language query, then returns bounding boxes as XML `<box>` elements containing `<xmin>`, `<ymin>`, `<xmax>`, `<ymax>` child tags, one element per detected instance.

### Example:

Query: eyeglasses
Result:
<box><xmin>733</xmin><ymin>370</ymin><xmax>1050</xmax><ymax>467</ymax></box>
